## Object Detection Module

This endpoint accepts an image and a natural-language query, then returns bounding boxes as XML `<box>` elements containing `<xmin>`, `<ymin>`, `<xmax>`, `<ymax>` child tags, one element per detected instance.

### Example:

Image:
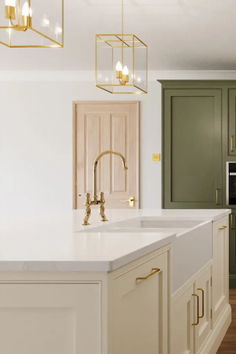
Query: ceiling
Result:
<box><xmin>1</xmin><ymin>0</ymin><xmax>236</xmax><ymax>71</ymax></box>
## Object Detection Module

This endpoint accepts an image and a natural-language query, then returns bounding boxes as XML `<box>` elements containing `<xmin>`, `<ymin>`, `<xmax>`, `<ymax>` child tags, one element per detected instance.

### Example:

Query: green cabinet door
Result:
<box><xmin>163</xmin><ymin>88</ymin><xmax>223</xmax><ymax>208</ymax></box>
<box><xmin>229</xmin><ymin>212</ymin><xmax>236</xmax><ymax>287</ymax></box>
<box><xmin>228</xmin><ymin>89</ymin><xmax>236</xmax><ymax>155</ymax></box>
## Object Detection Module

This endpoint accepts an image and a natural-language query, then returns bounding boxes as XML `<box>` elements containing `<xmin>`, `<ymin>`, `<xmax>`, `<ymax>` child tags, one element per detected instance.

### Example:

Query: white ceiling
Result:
<box><xmin>1</xmin><ymin>0</ymin><xmax>236</xmax><ymax>70</ymax></box>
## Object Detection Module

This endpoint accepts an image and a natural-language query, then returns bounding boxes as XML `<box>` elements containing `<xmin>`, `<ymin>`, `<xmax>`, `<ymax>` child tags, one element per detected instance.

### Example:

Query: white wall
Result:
<box><xmin>0</xmin><ymin>78</ymin><xmax>162</xmax><ymax>217</ymax></box>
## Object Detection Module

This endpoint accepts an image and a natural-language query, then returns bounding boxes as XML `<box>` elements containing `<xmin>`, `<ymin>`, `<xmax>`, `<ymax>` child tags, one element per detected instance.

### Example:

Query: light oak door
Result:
<box><xmin>73</xmin><ymin>101</ymin><xmax>140</xmax><ymax>209</ymax></box>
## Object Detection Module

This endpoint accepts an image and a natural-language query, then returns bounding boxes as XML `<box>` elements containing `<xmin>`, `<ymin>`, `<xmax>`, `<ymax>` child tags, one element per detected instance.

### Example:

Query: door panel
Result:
<box><xmin>109</xmin><ymin>252</ymin><xmax>168</xmax><ymax>354</ymax></box>
<box><xmin>0</xmin><ymin>283</ymin><xmax>101</xmax><ymax>354</ymax></box>
<box><xmin>163</xmin><ymin>89</ymin><xmax>222</xmax><ymax>208</ymax></box>
<box><xmin>171</xmin><ymin>284</ymin><xmax>195</xmax><ymax>354</ymax></box>
<box><xmin>194</xmin><ymin>265</ymin><xmax>212</xmax><ymax>353</ymax></box>
<box><xmin>212</xmin><ymin>217</ymin><xmax>229</xmax><ymax>325</ymax></box>
<box><xmin>229</xmin><ymin>89</ymin><xmax>236</xmax><ymax>155</ymax></box>
<box><xmin>73</xmin><ymin>101</ymin><xmax>139</xmax><ymax>209</ymax></box>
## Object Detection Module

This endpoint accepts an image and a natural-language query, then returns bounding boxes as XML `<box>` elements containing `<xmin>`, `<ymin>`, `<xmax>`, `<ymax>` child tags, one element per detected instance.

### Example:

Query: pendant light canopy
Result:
<box><xmin>0</xmin><ymin>0</ymin><xmax>64</xmax><ymax>48</ymax></box>
<box><xmin>95</xmin><ymin>0</ymin><xmax>148</xmax><ymax>94</ymax></box>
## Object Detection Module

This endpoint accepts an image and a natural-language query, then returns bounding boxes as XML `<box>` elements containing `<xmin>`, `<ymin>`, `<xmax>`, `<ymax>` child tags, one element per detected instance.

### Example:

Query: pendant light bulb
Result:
<box><xmin>5</xmin><ymin>0</ymin><xmax>16</xmax><ymax>6</ymax></box>
<box><xmin>122</xmin><ymin>65</ymin><xmax>129</xmax><ymax>75</ymax></box>
<box><xmin>22</xmin><ymin>2</ymin><xmax>32</xmax><ymax>17</ymax></box>
<box><xmin>116</xmin><ymin>61</ymin><xmax>123</xmax><ymax>79</ymax></box>
<box><xmin>121</xmin><ymin>65</ymin><xmax>129</xmax><ymax>85</ymax></box>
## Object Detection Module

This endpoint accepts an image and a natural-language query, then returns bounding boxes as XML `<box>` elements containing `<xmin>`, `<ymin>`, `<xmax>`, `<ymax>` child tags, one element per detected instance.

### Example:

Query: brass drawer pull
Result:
<box><xmin>230</xmin><ymin>214</ymin><xmax>235</xmax><ymax>229</ymax></box>
<box><xmin>215</xmin><ymin>188</ymin><xmax>220</xmax><ymax>205</ymax></box>
<box><xmin>230</xmin><ymin>135</ymin><xmax>235</xmax><ymax>152</ymax></box>
<box><xmin>197</xmin><ymin>288</ymin><xmax>205</xmax><ymax>319</ymax></box>
<box><xmin>136</xmin><ymin>268</ymin><xmax>160</xmax><ymax>281</ymax></box>
<box><xmin>192</xmin><ymin>294</ymin><xmax>200</xmax><ymax>326</ymax></box>
<box><xmin>218</xmin><ymin>225</ymin><xmax>227</xmax><ymax>230</ymax></box>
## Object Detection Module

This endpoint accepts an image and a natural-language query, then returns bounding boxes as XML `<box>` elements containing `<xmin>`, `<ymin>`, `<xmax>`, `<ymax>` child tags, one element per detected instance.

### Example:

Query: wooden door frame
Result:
<box><xmin>72</xmin><ymin>100</ymin><xmax>140</xmax><ymax>209</ymax></box>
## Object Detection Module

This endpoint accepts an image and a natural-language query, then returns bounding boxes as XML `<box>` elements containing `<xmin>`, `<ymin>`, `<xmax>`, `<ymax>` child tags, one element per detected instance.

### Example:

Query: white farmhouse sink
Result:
<box><xmin>82</xmin><ymin>216</ymin><xmax>212</xmax><ymax>293</ymax></box>
<box><xmin>84</xmin><ymin>216</ymin><xmax>204</xmax><ymax>234</ymax></box>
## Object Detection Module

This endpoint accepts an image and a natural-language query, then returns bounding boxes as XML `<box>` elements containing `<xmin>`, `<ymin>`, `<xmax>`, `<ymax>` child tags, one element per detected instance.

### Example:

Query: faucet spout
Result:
<box><xmin>93</xmin><ymin>150</ymin><xmax>128</xmax><ymax>202</ymax></box>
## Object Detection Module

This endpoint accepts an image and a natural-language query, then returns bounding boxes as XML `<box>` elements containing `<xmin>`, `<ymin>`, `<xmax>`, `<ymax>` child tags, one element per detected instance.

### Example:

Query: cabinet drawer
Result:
<box><xmin>108</xmin><ymin>250</ymin><xmax>169</xmax><ymax>354</ymax></box>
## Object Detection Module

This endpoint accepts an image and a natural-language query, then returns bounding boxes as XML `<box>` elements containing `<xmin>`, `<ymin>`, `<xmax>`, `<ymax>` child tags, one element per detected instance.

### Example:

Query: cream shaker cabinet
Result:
<box><xmin>0</xmin><ymin>247</ymin><xmax>170</xmax><ymax>354</ymax></box>
<box><xmin>108</xmin><ymin>250</ymin><xmax>169</xmax><ymax>354</ymax></box>
<box><xmin>212</xmin><ymin>216</ymin><xmax>229</xmax><ymax>325</ymax></box>
<box><xmin>171</xmin><ymin>263</ymin><xmax>212</xmax><ymax>354</ymax></box>
<box><xmin>171</xmin><ymin>216</ymin><xmax>230</xmax><ymax>354</ymax></box>
<box><xmin>0</xmin><ymin>283</ymin><xmax>101</xmax><ymax>354</ymax></box>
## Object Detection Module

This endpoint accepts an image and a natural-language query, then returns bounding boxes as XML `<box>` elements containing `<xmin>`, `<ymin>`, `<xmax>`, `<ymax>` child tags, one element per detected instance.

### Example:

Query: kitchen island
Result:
<box><xmin>0</xmin><ymin>209</ymin><xmax>231</xmax><ymax>354</ymax></box>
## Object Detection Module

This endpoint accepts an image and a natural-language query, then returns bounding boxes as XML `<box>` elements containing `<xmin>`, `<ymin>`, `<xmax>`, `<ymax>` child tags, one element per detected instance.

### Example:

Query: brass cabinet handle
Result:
<box><xmin>218</xmin><ymin>225</ymin><xmax>227</xmax><ymax>230</ymax></box>
<box><xmin>120</xmin><ymin>196</ymin><xmax>135</xmax><ymax>208</ymax></box>
<box><xmin>230</xmin><ymin>214</ymin><xmax>235</xmax><ymax>230</ymax></box>
<box><xmin>215</xmin><ymin>188</ymin><xmax>220</xmax><ymax>205</ymax></box>
<box><xmin>230</xmin><ymin>135</ymin><xmax>235</xmax><ymax>152</ymax></box>
<box><xmin>197</xmin><ymin>288</ymin><xmax>205</xmax><ymax>319</ymax></box>
<box><xmin>192</xmin><ymin>294</ymin><xmax>200</xmax><ymax>326</ymax></box>
<box><xmin>136</xmin><ymin>268</ymin><xmax>160</xmax><ymax>281</ymax></box>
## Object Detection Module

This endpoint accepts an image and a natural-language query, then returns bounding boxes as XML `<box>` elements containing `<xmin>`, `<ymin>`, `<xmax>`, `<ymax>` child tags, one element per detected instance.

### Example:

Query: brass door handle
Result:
<box><xmin>136</xmin><ymin>268</ymin><xmax>160</xmax><ymax>281</ymax></box>
<box><xmin>215</xmin><ymin>188</ymin><xmax>220</xmax><ymax>205</ymax></box>
<box><xmin>218</xmin><ymin>225</ymin><xmax>227</xmax><ymax>230</ymax></box>
<box><xmin>197</xmin><ymin>288</ymin><xmax>205</xmax><ymax>319</ymax></box>
<box><xmin>120</xmin><ymin>196</ymin><xmax>135</xmax><ymax>207</ymax></box>
<box><xmin>230</xmin><ymin>135</ymin><xmax>235</xmax><ymax>152</ymax></box>
<box><xmin>192</xmin><ymin>294</ymin><xmax>200</xmax><ymax>326</ymax></box>
<box><xmin>230</xmin><ymin>214</ymin><xmax>235</xmax><ymax>230</ymax></box>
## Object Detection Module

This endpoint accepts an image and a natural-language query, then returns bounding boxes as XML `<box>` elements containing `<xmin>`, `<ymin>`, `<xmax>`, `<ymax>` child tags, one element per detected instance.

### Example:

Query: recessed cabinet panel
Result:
<box><xmin>163</xmin><ymin>88</ymin><xmax>222</xmax><ymax>208</ymax></box>
<box><xmin>228</xmin><ymin>89</ymin><xmax>236</xmax><ymax>155</ymax></box>
<box><xmin>0</xmin><ymin>283</ymin><xmax>101</xmax><ymax>354</ymax></box>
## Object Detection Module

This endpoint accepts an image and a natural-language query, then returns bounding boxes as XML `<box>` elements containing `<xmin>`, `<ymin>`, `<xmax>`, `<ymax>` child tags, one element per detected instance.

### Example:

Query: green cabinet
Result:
<box><xmin>163</xmin><ymin>88</ymin><xmax>223</xmax><ymax>209</ymax></box>
<box><xmin>229</xmin><ymin>89</ymin><xmax>236</xmax><ymax>155</ymax></box>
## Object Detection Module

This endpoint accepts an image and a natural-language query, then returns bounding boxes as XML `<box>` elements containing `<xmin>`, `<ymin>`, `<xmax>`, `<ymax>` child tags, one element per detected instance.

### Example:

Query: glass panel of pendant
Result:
<box><xmin>0</xmin><ymin>0</ymin><xmax>63</xmax><ymax>48</ymax></box>
<box><xmin>95</xmin><ymin>34</ymin><xmax>147</xmax><ymax>94</ymax></box>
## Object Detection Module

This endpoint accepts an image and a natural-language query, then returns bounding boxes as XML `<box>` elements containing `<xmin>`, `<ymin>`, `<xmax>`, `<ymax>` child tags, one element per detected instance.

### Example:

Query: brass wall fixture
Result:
<box><xmin>0</xmin><ymin>0</ymin><xmax>64</xmax><ymax>48</ymax></box>
<box><xmin>95</xmin><ymin>0</ymin><xmax>148</xmax><ymax>94</ymax></box>
<box><xmin>82</xmin><ymin>150</ymin><xmax>128</xmax><ymax>226</ymax></box>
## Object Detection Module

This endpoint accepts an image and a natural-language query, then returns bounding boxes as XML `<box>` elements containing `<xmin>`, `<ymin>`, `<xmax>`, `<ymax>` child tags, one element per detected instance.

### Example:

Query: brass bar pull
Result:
<box><xmin>215</xmin><ymin>188</ymin><xmax>220</xmax><ymax>205</ymax></box>
<box><xmin>136</xmin><ymin>268</ymin><xmax>160</xmax><ymax>281</ymax></box>
<box><xmin>218</xmin><ymin>225</ymin><xmax>227</xmax><ymax>230</ymax></box>
<box><xmin>192</xmin><ymin>294</ymin><xmax>200</xmax><ymax>326</ymax></box>
<box><xmin>197</xmin><ymin>288</ymin><xmax>205</xmax><ymax>319</ymax></box>
<box><xmin>230</xmin><ymin>135</ymin><xmax>234</xmax><ymax>152</ymax></box>
<box><xmin>230</xmin><ymin>214</ymin><xmax>235</xmax><ymax>230</ymax></box>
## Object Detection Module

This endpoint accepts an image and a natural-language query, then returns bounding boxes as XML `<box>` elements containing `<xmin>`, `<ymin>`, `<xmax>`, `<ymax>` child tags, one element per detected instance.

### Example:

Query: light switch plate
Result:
<box><xmin>152</xmin><ymin>153</ymin><xmax>160</xmax><ymax>162</ymax></box>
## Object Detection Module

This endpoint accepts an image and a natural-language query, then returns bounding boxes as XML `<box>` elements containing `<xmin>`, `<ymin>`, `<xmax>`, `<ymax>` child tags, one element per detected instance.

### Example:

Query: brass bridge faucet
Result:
<box><xmin>82</xmin><ymin>150</ymin><xmax>128</xmax><ymax>226</ymax></box>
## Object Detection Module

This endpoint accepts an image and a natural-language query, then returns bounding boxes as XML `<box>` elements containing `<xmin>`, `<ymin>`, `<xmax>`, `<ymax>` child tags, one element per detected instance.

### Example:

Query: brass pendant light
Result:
<box><xmin>95</xmin><ymin>0</ymin><xmax>148</xmax><ymax>94</ymax></box>
<box><xmin>0</xmin><ymin>0</ymin><xmax>64</xmax><ymax>48</ymax></box>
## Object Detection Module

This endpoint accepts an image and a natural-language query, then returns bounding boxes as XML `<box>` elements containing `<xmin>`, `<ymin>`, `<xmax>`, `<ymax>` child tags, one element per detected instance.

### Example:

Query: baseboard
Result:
<box><xmin>199</xmin><ymin>304</ymin><xmax>232</xmax><ymax>354</ymax></box>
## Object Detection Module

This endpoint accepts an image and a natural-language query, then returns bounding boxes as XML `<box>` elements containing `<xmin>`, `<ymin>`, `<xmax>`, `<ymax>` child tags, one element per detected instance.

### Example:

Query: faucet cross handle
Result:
<box><xmin>82</xmin><ymin>193</ymin><xmax>91</xmax><ymax>226</ymax></box>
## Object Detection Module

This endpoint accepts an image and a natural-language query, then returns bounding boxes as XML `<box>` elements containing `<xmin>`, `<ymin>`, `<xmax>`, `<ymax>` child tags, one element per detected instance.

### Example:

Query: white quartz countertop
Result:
<box><xmin>0</xmin><ymin>209</ymin><xmax>230</xmax><ymax>272</ymax></box>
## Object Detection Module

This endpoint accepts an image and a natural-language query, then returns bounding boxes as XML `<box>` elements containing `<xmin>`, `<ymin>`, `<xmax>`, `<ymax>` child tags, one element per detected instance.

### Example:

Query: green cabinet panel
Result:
<box><xmin>163</xmin><ymin>88</ymin><xmax>223</xmax><ymax>209</ymax></box>
<box><xmin>228</xmin><ymin>89</ymin><xmax>236</xmax><ymax>155</ymax></box>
